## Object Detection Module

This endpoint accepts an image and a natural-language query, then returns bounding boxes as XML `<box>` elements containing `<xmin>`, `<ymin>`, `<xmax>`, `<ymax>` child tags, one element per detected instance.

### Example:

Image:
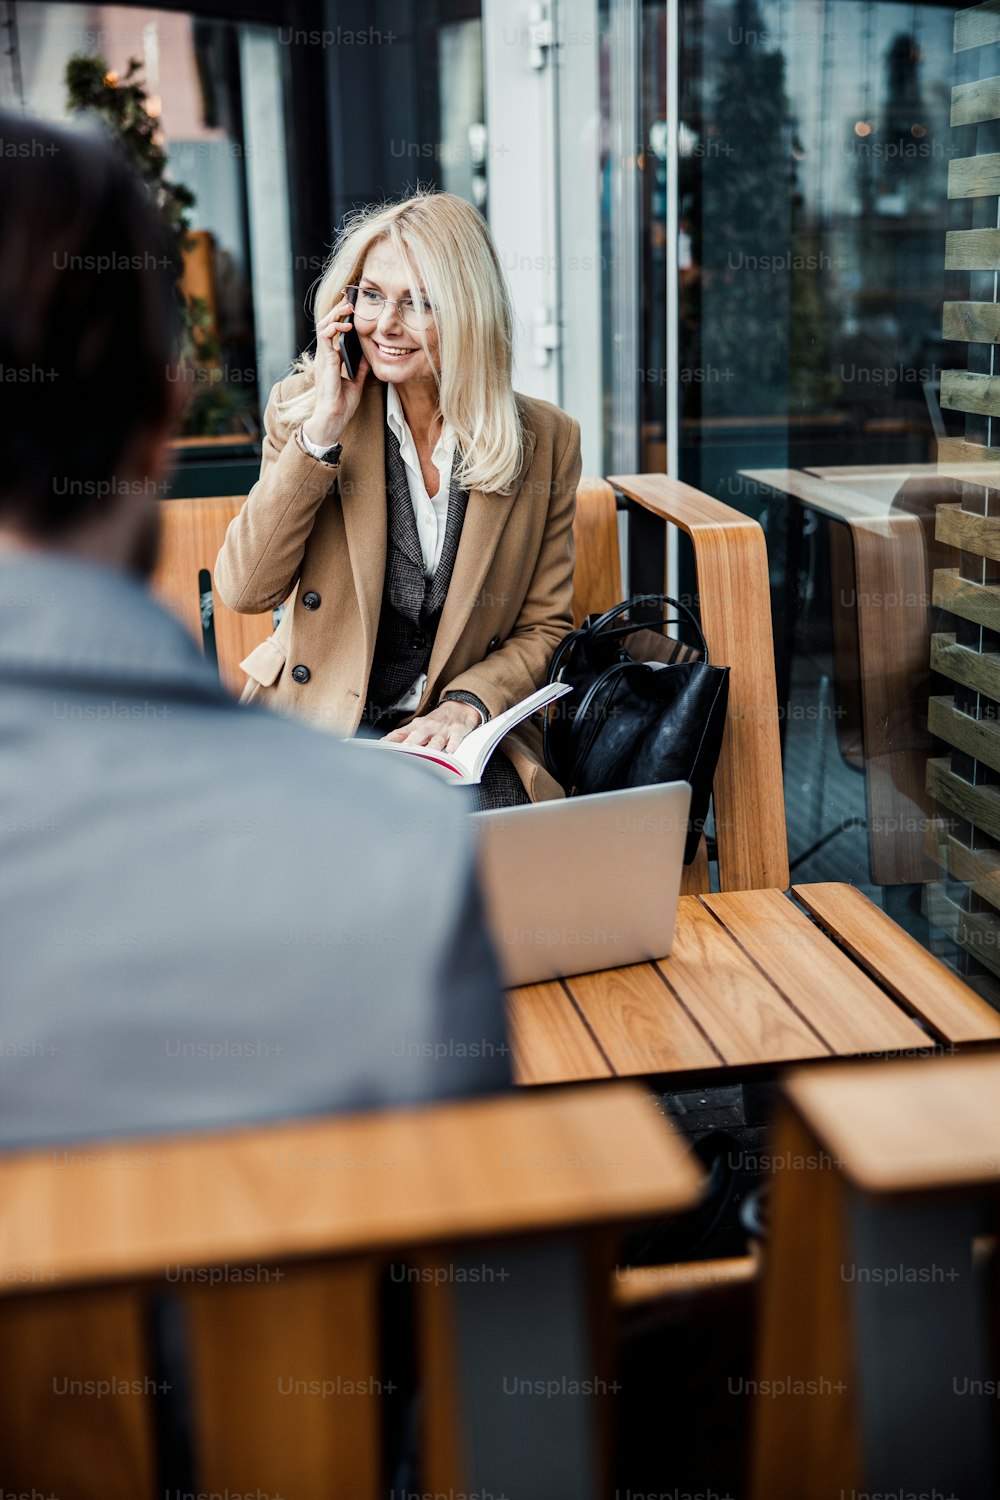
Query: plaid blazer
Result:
<box><xmin>361</xmin><ymin>417</ymin><xmax>469</xmax><ymax>728</ymax></box>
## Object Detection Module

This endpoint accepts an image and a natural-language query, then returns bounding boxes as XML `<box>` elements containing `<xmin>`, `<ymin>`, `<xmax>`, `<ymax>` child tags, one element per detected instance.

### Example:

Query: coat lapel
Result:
<box><xmin>423</xmin><ymin>463</ymin><xmax>469</xmax><ymax>618</ymax></box>
<box><xmin>426</xmin><ymin>419</ymin><xmax>537</xmax><ymax>689</ymax></box>
<box><xmin>383</xmin><ymin>419</ymin><xmax>425</xmax><ymax>574</ymax></box>
<box><xmin>337</xmin><ymin>378</ymin><xmax>388</xmax><ymax>669</ymax></box>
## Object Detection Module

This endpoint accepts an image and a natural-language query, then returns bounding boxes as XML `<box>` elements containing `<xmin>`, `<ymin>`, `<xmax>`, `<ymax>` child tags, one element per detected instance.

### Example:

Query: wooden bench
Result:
<box><xmin>153</xmin><ymin>494</ymin><xmax>273</xmax><ymax>698</ymax></box>
<box><xmin>152</xmin><ymin>477</ymin><xmax>785</xmax><ymax>893</ymax></box>
<box><xmin>752</xmin><ymin>1054</ymin><xmax>1000</xmax><ymax>1500</ymax></box>
<box><xmin>0</xmin><ymin>1083</ymin><xmax>702</xmax><ymax>1500</ymax></box>
<box><xmin>153</xmin><ymin>480</ymin><xmax>1000</xmax><ymax>1084</ymax></box>
<box><xmin>152</xmin><ymin>479</ymin><xmax>627</xmax><ymax>701</ymax></box>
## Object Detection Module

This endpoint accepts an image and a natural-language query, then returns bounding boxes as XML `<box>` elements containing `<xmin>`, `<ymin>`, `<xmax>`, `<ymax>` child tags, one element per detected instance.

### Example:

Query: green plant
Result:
<box><xmin>65</xmin><ymin>54</ymin><xmax>252</xmax><ymax>435</ymax></box>
<box><xmin>66</xmin><ymin>55</ymin><xmax>195</xmax><ymax>280</ymax></box>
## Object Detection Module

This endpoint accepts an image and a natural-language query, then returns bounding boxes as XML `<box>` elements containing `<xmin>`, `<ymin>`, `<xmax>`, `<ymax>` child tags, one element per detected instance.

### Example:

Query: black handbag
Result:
<box><xmin>542</xmin><ymin>594</ymin><xmax>730</xmax><ymax>864</ymax></box>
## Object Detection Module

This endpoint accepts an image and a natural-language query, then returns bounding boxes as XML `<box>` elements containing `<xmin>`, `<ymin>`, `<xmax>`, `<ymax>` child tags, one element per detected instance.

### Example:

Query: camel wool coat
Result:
<box><xmin>214</xmin><ymin>372</ymin><xmax>582</xmax><ymax>801</ymax></box>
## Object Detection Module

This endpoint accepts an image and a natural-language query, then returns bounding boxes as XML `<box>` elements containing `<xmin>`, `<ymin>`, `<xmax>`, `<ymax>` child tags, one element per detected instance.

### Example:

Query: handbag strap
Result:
<box><xmin>541</xmin><ymin>594</ymin><xmax>710</xmax><ymax>779</ymax></box>
<box><xmin>586</xmin><ymin>593</ymin><xmax>710</xmax><ymax>662</ymax></box>
<box><xmin>542</xmin><ymin>622</ymin><xmax>593</xmax><ymax>775</ymax></box>
<box><xmin>546</xmin><ymin>623</ymin><xmax>588</xmax><ymax>687</ymax></box>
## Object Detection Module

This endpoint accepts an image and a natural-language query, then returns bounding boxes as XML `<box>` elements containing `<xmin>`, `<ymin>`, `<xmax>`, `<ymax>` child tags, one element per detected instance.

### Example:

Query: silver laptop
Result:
<box><xmin>472</xmin><ymin>782</ymin><xmax>692</xmax><ymax>987</ymax></box>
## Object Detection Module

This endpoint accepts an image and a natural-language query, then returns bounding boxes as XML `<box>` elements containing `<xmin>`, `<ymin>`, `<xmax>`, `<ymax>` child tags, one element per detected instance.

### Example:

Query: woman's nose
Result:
<box><xmin>376</xmin><ymin>303</ymin><xmax>405</xmax><ymax>335</ymax></box>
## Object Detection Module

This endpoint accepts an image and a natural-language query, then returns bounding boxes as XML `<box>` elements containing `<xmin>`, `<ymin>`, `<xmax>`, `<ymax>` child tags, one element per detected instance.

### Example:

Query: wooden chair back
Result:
<box><xmin>0</xmin><ymin>1083</ymin><xmax>701</xmax><ymax>1500</ymax></box>
<box><xmin>574</xmin><ymin>476</ymin><xmax>789</xmax><ymax>892</ymax></box>
<box><xmin>572</xmin><ymin>477</ymin><xmax>623</xmax><ymax>624</ymax></box>
<box><xmin>751</xmin><ymin>1055</ymin><xmax>1000</xmax><ymax>1500</ymax></box>
<box><xmin>153</xmin><ymin>480</ymin><xmax>624</xmax><ymax>693</ymax></box>
<box><xmin>154</xmin><ymin>476</ymin><xmax>788</xmax><ymax>891</ymax></box>
<box><xmin>152</xmin><ymin>495</ymin><xmax>272</xmax><ymax>697</ymax></box>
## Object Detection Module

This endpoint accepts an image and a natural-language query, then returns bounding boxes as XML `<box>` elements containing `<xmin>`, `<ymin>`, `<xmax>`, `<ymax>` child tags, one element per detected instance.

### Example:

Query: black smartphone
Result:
<box><xmin>339</xmin><ymin>285</ymin><xmax>364</xmax><ymax>381</ymax></box>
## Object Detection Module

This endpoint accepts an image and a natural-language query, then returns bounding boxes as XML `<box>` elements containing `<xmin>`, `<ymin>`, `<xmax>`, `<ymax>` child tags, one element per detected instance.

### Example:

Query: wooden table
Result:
<box><xmin>508</xmin><ymin>884</ymin><xmax>1000</xmax><ymax>1087</ymax></box>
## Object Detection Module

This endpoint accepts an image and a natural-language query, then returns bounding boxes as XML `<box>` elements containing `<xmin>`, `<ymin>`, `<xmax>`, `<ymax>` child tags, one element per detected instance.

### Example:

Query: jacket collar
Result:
<box><xmin>0</xmin><ymin>550</ymin><xmax>226</xmax><ymax>700</ymax></box>
<box><xmin>337</xmin><ymin>379</ymin><xmax>537</xmax><ymax>687</ymax></box>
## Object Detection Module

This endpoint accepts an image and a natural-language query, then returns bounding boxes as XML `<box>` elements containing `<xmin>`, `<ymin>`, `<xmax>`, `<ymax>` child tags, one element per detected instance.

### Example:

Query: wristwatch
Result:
<box><xmin>296</xmin><ymin>425</ymin><xmax>343</xmax><ymax>466</ymax></box>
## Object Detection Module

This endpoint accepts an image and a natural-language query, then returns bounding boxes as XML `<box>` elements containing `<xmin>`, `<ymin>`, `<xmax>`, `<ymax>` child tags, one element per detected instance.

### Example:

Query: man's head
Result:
<box><xmin>0</xmin><ymin>110</ymin><xmax>181</xmax><ymax>573</ymax></box>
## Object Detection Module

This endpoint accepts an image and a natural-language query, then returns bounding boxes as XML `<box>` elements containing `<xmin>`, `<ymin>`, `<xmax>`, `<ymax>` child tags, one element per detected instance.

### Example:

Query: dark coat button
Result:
<box><xmin>411</xmin><ymin>631</ymin><xmax>426</xmax><ymax>649</ymax></box>
<box><xmin>302</xmin><ymin>591</ymin><xmax>321</xmax><ymax>610</ymax></box>
<box><xmin>291</xmin><ymin>664</ymin><xmax>311</xmax><ymax>684</ymax></box>
<box><xmin>487</xmin><ymin>634</ymin><xmax>502</xmax><ymax>652</ymax></box>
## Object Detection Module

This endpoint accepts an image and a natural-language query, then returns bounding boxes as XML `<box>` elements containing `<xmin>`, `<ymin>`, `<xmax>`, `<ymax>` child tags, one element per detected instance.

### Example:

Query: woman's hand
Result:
<box><xmin>383</xmin><ymin>700</ymin><xmax>482</xmax><ymax>754</ymax></box>
<box><xmin>302</xmin><ymin>293</ymin><xmax>370</xmax><ymax>449</ymax></box>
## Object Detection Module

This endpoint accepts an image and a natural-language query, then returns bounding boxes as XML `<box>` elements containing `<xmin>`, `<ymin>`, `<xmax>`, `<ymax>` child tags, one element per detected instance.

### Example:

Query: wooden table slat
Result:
<box><xmin>702</xmin><ymin>890</ymin><xmax>929</xmax><ymax>1056</ymax></box>
<box><xmin>505</xmin><ymin>887</ymin><xmax>1000</xmax><ymax>1087</ymax></box>
<box><xmin>651</xmin><ymin>897</ymin><xmax>833</xmax><ymax>1067</ymax></box>
<box><xmin>793</xmin><ymin>882</ymin><xmax>1000</xmax><ymax>1045</ymax></box>
<box><xmin>563</xmin><ymin>961</ymin><xmax>722</xmax><ymax>1077</ymax></box>
<box><xmin>507</xmin><ymin>981</ymin><xmax>612</xmax><ymax>1085</ymax></box>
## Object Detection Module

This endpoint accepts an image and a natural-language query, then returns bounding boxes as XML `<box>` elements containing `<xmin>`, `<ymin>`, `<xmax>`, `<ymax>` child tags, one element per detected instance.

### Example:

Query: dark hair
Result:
<box><xmin>0</xmin><ymin>110</ymin><xmax>180</xmax><ymax>536</ymax></box>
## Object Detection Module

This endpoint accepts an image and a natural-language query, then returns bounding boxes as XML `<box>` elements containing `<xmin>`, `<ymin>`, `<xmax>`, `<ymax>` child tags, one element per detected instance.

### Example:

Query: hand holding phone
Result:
<box><xmin>304</xmin><ymin>290</ymin><xmax>370</xmax><ymax>449</ymax></box>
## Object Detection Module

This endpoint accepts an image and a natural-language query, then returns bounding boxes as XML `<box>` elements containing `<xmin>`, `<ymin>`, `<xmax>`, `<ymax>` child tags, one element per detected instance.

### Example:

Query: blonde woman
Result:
<box><xmin>215</xmin><ymin>190</ymin><xmax>582</xmax><ymax>808</ymax></box>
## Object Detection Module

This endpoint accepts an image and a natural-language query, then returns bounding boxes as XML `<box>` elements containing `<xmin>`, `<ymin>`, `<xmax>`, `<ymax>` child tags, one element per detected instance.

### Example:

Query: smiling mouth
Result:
<box><xmin>372</xmin><ymin>341</ymin><xmax>417</xmax><ymax>359</ymax></box>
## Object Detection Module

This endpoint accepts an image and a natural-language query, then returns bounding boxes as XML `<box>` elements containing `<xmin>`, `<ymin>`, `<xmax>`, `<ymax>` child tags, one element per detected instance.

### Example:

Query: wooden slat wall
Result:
<box><xmin>952</xmin><ymin>75</ymin><xmax>1000</xmax><ymax>126</ymax></box>
<box><xmin>929</xmin><ymin>4</ymin><xmax>1000</xmax><ymax>998</ymax></box>
<box><xmin>954</xmin><ymin>1</ymin><xmax>1000</xmax><ymax>54</ymax></box>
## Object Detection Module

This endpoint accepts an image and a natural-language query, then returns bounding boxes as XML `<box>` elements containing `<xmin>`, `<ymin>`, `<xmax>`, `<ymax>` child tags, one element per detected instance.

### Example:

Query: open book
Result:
<box><xmin>348</xmin><ymin>681</ymin><xmax>573</xmax><ymax>784</ymax></box>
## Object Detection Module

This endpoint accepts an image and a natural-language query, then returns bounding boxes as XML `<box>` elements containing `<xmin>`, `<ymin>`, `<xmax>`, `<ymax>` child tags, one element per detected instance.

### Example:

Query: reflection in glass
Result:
<box><xmin>0</xmin><ymin>4</ymin><xmax>298</xmax><ymax>444</ymax></box>
<box><xmin>632</xmin><ymin>0</ymin><xmax>1000</xmax><ymax>998</ymax></box>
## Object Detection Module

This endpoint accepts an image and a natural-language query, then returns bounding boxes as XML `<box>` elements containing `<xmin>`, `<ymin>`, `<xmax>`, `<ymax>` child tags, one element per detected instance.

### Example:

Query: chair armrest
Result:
<box><xmin>0</xmin><ymin>1083</ymin><xmax>704</xmax><ymax>1292</ymax></box>
<box><xmin>611</xmin><ymin>473</ymin><xmax>764</xmax><ymax>536</ymax></box>
<box><xmin>610</xmin><ymin>473</ymin><xmax>790</xmax><ymax>892</ymax></box>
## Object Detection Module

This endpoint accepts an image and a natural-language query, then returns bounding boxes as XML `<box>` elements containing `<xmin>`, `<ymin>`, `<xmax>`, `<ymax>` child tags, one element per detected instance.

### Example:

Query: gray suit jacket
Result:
<box><xmin>0</xmin><ymin>553</ymin><xmax>510</xmax><ymax>1149</ymax></box>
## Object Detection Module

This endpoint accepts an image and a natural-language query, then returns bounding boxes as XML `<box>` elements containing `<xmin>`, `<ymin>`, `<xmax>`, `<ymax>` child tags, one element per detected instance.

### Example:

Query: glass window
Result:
<box><xmin>657</xmin><ymin>0</ymin><xmax>1000</xmax><ymax>998</ymax></box>
<box><xmin>2</xmin><ymin>3</ymin><xmax>297</xmax><ymax>482</ymax></box>
<box><xmin>437</xmin><ymin>16</ymin><xmax>487</xmax><ymax>212</ymax></box>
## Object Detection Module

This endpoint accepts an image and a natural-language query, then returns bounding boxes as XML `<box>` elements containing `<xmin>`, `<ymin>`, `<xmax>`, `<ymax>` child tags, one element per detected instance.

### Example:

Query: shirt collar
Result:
<box><xmin>384</xmin><ymin>381</ymin><xmax>457</xmax><ymax>466</ymax></box>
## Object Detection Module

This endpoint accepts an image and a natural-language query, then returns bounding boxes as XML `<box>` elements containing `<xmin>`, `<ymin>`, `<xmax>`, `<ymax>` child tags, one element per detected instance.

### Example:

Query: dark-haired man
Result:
<box><xmin>0</xmin><ymin>111</ymin><xmax>509</xmax><ymax>1147</ymax></box>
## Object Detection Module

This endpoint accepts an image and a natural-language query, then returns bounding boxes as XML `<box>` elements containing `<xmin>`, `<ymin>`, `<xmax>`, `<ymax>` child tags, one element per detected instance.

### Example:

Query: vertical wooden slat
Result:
<box><xmin>929</xmin><ymin>1</ymin><xmax>1000</xmax><ymax>981</ymax></box>
<box><xmin>571</xmin><ymin>478</ymin><xmax>623</xmax><ymax>625</ymax></box>
<box><xmin>416</xmin><ymin>1261</ymin><xmax>468</xmax><ymax>1490</ymax></box>
<box><xmin>184</xmin><ymin>1261</ymin><xmax>382</xmax><ymax>1500</ymax></box>
<box><xmin>0</xmin><ymin>1288</ymin><xmax>158</xmax><ymax>1499</ymax></box>
<box><xmin>750</xmin><ymin>1106</ymin><xmax>861</xmax><ymax>1500</ymax></box>
<box><xmin>153</xmin><ymin>497</ymin><xmax>272</xmax><ymax>696</ymax></box>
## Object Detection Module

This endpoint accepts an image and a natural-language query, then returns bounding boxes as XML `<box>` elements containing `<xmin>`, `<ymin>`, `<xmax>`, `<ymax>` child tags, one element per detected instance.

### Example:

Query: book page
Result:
<box><xmin>454</xmin><ymin>681</ymin><xmax>573</xmax><ymax>780</ymax></box>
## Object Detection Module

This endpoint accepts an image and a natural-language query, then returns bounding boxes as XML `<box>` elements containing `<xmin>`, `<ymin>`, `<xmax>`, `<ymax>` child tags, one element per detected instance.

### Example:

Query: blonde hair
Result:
<box><xmin>278</xmin><ymin>189</ymin><xmax>524</xmax><ymax>495</ymax></box>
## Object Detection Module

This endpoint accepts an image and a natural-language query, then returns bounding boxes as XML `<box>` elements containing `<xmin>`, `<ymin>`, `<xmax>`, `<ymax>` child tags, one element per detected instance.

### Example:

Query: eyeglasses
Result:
<box><xmin>346</xmin><ymin>284</ymin><xmax>436</xmax><ymax>333</ymax></box>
